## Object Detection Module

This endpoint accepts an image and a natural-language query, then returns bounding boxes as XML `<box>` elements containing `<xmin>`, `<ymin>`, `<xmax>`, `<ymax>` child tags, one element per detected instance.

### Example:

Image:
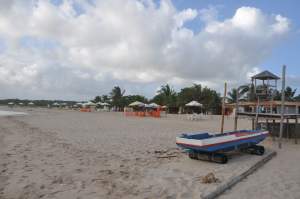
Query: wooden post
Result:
<box><xmin>272</xmin><ymin>119</ymin><xmax>275</xmax><ymax>141</ymax></box>
<box><xmin>255</xmin><ymin>97</ymin><xmax>260</xmax><ymax>130</ymax></box>
<box><xmin>295</xmin><ymin>117</ymin><xmax>298</xmax><ymax>144</ymax></box>
<box><xmin>221</xmin><ymin>82</ymin><xmax>227</xmax><ymax>133</ymax></box>
<box><xmin>286</xmin><ymin>118</ymin><xmax>289</xmax><ymax>140</ymax></box>
<box><xmin>234</xmin><ymin>87</ymin><xmax>239</xmax><ymax>131</ymax></box>
<box><xmin>279</xmin><ymin>65</ymin><xmax>286</xmax><ymax>149</ymax></box>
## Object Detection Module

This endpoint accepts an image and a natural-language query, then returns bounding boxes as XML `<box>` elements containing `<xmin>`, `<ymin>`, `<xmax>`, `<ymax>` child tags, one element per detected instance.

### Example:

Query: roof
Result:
<box><xmin>185</xmin><ymin>100</ymin><xmax>202</xmax><ymax>107</ymax></box>
<box><xmin>129</xmin><ymin>101</ymin><xmax>145</xmax><ymax>107</ymax></box>
<box><xmin>82</xmin><ymin>101</ymin><xmax>96</xmax><ymax>106</ymax></box>
<box><xmin>251</xmin><ymin>70</ymin><xmax>280</xmax><ymax>80</ymax></box>
<box><xmin>149</xmin><ymin>102</ymin><xmax>160</xmax><ymax>108</ymax></box>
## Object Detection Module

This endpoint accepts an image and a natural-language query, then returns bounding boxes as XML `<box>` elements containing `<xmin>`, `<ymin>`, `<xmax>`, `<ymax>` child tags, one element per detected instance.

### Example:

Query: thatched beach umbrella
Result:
<box><xmin>8</xmin><ymin>102</ymin><xmax>14</xmax><ymax>108</ymax></box>
<box><xmin>96</xmin><ymin>102</ymin><xmax>110</xmax><ymax>106</ymax></box>
<box><xmin>53</xmin><ymin>102</ymin><xmax>60</xmax><ymax>107</ymax></box>
<box><xmin>129</xmin><ymin>101</ymin><xmax>145</xmax><ymax>107</ymax></box>
<box><xmin>28</xmin><ymin>102</ymin><xmax>35</xmax><ymax>106</ymax></box>
<box><xmin>149</xmin><ymin>102</ymin><xmax>160</xmax><ymax>108</ymax></box>
<box><xmin>185</xmin><ymin>101</ymin><xmax>202</xmax><ymax>114</ymax></box>
<box><xmin>144</xmin><ymin>104</ymin><xmax>152</xmax><ymax>108</ymax></box>
<box><xmin>61</xmin><ymin>102</ymin><xmax>67</xmax><ymax>107</ymax></box>
<box><xmin>185</xmin><ymin>101</ymin><xmax>202</xmax><ymax>107</ymax></box>
<box><xmin>76</xmin><ymin>102</ymin><xmax>83</xmax><ymax>107</ymax></box>
<box><xmin>101</xmin><ymin>102</ymin><xmax>110</xmax><ymax>106</ymax></box>
<box><xmin>83</xmin><ymin>101</ymin><xmax>96</xmax><ymax>108</ymax></box>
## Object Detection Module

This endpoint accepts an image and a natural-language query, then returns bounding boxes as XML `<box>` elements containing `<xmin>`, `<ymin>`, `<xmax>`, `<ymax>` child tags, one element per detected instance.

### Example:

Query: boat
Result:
<box><xmin>176</xmin><ymin>130</ymin><xmax>268</xmax><ymax>163</ymax></box>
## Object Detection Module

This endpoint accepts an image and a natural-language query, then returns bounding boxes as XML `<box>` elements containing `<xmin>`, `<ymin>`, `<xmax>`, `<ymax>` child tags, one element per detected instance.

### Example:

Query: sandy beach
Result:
<box><xmin>0</xmin><ymin>107</ymin><xmax>299</xmax><ymax>199</ymax></box>
<box><xmin>220</xmin><ymin>138</ymin><xmax>300</xmax><ymax>199</ymax></box>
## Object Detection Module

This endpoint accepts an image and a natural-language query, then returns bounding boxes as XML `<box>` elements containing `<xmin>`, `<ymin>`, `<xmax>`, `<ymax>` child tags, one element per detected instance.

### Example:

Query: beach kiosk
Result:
<box><xmin>80</xmin><ymin>101</ymin><xmax>96</xmax><ymax>112</ymax></box>
<box><xmin>185</xmin><ymin>101</ymin><xmax>203</xmax><ymax>120</ymax></box>
<box><xmin>125</xmin><ymin>101</ymin><xmax>161</xmax><ymax>117</ymax></box>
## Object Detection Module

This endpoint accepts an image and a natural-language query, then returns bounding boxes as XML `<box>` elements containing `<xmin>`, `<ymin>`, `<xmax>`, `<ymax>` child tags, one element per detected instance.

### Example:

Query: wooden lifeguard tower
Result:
<box><xmin>233</xmin><ymin>67</ymin><xmax>300</xmax><ymax>146</ymax></box>
<box><xmin>251</xmin><ymin>70</ymin><xmax>280</xmax><ymax>102</ymax></box>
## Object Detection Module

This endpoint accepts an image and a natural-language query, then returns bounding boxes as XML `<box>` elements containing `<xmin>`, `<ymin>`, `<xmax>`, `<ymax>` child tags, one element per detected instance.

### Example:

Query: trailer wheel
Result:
<box><xmin>212</xmin><ymin>153</ymin><xmax>228</xmax><ymax>164</ymax></box>
<box><xmin>188</xmin><ymin>151</ymin><xmax>212</xmax><ymax>161</ymax></box>
<box><xmin>254</xmin><ymin>145</ymin><xmax>265</xmax><ymax>156</ymax></box>
<box><xmin>188</xmin><ymin>151</ymin><xmax>197</xmax><ymax>159</ymax></box>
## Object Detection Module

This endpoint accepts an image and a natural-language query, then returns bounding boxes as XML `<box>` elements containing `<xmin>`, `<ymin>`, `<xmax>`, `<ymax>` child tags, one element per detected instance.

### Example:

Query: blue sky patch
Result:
<box><xmin>19</xmin><ymin>36</ymin><xmax>60</xmax><ymax>50</ymax></box>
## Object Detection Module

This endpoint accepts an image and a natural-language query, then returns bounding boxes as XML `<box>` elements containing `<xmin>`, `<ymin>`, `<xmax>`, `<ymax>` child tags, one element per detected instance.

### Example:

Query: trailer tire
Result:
<box><xmin>188</xmin><ymin>151</ymin><xmax>197</xmax><ymax>159</ymax></box>
<box><xmin>255</xmin><ymin>145</ymin><xmax>265</xmax><ymax>156</ymax></box>
<box><xmin>212</xmin><ymin>153</ymin><xmax>228</xmax><ymax>164</ymax></box>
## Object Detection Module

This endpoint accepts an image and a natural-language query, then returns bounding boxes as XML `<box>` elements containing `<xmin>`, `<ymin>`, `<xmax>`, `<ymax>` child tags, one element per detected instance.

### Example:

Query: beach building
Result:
<box><xmin>226</xmin><ymin>69</ymin><xmax>300</xmax><ymax>142</ymax></box>
<box><xmin>227</xmin><ymin>101</ymin><xmax>300</xmax><ymax>115</ymax></box>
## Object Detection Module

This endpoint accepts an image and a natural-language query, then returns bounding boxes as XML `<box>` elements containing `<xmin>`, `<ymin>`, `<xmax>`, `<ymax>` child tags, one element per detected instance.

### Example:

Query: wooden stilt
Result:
<box><xmin>255</xmin><ymin>97</ymin><xmax>260</xmax><ymax>130</ymax></box>
<box><xmin>234</xmin><ymin>88</ymin><xmax>239</xmax><ymax>131</ymax></box>
<box><xmin>220</xmin><ymin>82</ymin><xmax>227</xmax><ymax>134</ymax></box>
<box><xmin>272</xmin><ymin>119</ymin><xmax>275</xmax><ymax>141</ymax></box>
<box><xmin>252</xmin><ymin>118</ymin><xmax>255</xmax><ymax>130</ymax></box>
<box><xmin>279</xmin><ymin>65</ymin><xmax>286</xmax><ymax>149</ymax></box>
<box><xmin>295</xmin><ymin>117</ymin><xmax>298</xmax><ymax>144</ymax></box>
<box><xmin>286</xmin><ymin>118</ymin><xmax>289</xmax><ymax>140</ymax></box>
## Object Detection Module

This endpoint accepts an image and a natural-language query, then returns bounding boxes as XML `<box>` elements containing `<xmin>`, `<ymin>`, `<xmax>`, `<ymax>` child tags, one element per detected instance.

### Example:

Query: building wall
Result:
<box><xmin>258</xmin><ymin>122</ymin><xmax>299</xmax><ymax>139</ymax></box>
<box><xmin>276</xmin><ymin>105</ymin><xmax>298</xmax><ymax>114</ymax></box>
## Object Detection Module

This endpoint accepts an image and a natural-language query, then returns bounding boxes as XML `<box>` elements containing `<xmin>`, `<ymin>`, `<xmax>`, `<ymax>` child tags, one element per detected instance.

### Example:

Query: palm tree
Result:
<box><xmin>227</xmin><ymin>88</ymin><xmax>238</xmax><ymax>103</ymax></box>
<box><xmin>274</xmin><ymin>86</ymin><xmax>297</xmax><ymax>101</ymax></box>
<box><xmin>110</xmin><ymin>86</ymin><xmax>125</xmax><ymax>110</ymax></box>
<box><xmin>94</xmin><ymin>96</ymin><xmax>101</xmax><ymax>102</ymax></box>
<box><xmin>158</xmin><ymin>84</ymin><xmax>176</xmax><ymax>96</ymax></box>
<box><xmin>157</xmin><ymin>84</ymin><xmax>177</xmax><ymax>107</ymax></box>
<box><xmin>101</xmin><ymin>95</ymin><xmax>110</xmax><ymax>103</ymax></box>
<box><xmin>227</xmin><ymin>85</ymin><xmax>251</xmax><ymax>103</ymax></box>
<box><xmin>192</xmin><ymin>84</ymin><xmax>202</xmax><ymax>101</ymax></box>
<box><xmin>285</xmin><ymin>86</ymin><xmax>296</xmax><ymax>101</ymax></box>
<box><xmin>294</xmin><ymin>94</ymin><xmax>300</xmax><ymax>102</ymax></box>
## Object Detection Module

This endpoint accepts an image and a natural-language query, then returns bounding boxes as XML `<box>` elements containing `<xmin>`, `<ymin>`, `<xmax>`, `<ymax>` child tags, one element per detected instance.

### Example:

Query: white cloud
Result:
<box><xmin>0</xmin><ymin>1</ymin><xmax>292</xmax><ymax>100</ymax></box>
<box><xmin>272</xmin><ymin>15</ymin><xmax>290</xmax><ymax>34</ymax></box>
<box><xmin>199</xmin><ymin>6</ymin><xmax>218</xmax><ymax>22</ymax></box>
<box><xmin>246</xmin><ymin>67</ymin><xmax>261</xmax><ymax>80</ymax></box>
<box><xmin>174</xmin><ymin>8</ymin><xmax>198</xmax><ymax>27</ymax></box>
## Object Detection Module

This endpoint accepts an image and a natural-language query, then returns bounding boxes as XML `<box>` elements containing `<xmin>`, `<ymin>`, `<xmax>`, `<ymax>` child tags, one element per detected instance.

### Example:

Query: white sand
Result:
<box><xmin>0</xmin><ymin>107</ymin><xmax>297</xmax><ymax>199</ymax></box>
<box><xmin>220</xmin><ymin>138</ymin><xmax>300</xmax><ymax>199</ymax></box>
<box><xmin>0</xmin><ymin>110</ymin><xmax>27</xmax><ymax>116</ymax></box>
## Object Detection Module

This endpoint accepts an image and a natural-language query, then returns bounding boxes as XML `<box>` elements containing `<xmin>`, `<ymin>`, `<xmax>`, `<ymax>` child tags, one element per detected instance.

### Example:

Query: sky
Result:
<box><xmin>0</xmin><ymin>0</ymin><xmax>299</xmax><ymax>101</ymax></box>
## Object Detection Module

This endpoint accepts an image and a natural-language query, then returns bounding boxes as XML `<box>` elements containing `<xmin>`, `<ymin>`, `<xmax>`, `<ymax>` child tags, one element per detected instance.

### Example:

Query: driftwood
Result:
<box><xmin>156</xmin><ymin>155</ymin><xmax>178</xmax><ymax>159</ymax></box>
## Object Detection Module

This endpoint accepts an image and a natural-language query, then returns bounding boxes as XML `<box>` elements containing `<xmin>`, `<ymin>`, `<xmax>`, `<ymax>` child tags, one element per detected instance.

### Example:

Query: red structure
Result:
<box><xmin>124</xmin><ymin>108</ymin><xmax>161</xmax><ymax>118</ymax></box>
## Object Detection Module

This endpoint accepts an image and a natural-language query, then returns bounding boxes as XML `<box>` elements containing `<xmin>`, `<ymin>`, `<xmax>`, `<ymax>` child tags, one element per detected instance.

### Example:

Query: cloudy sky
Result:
<box><xmin>0</xmin><ymin>0</ymin><xmax>299</xmax><ymax>101</ymax></box>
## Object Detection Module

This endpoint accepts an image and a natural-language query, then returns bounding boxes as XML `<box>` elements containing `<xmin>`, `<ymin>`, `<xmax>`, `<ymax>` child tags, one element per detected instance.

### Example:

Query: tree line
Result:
<box><xmin>1</xmin><ymin>84</ymin><xmax>299</xmax><ymax>114</ymax></box>
<box><xmin>94</xmin><ymin>84</ymin><xmax>300</xmax><ymax>114</ymax></box>
<box><xmin>93</xmin><ymin>84</ymin><xmax>222</xmax><ymax>114</ymax></box>
<box><xmin>0</xmin><ymin>99</ymin><xmax>77</xmax><ymax>107</ymax></box>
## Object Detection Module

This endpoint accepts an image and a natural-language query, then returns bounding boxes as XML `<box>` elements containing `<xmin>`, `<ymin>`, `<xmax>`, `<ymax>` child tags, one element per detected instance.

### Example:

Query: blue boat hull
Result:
<box><xmin>181</xmin><ymin>134</ymin><xmax>267</xmax><ymax>152</ymax></box>
<box><xmin>176</xmin><ymin>130</ymin><xmax>268</xmax><ymax>153</ymax></box>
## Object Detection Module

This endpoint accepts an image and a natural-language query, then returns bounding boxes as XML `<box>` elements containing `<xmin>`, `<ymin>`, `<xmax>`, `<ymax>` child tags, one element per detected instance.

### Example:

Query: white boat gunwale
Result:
<box><xmin>176</xmin><ymin>131</ymin><xmax>269</xmax><ymax>148</ymax></box>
